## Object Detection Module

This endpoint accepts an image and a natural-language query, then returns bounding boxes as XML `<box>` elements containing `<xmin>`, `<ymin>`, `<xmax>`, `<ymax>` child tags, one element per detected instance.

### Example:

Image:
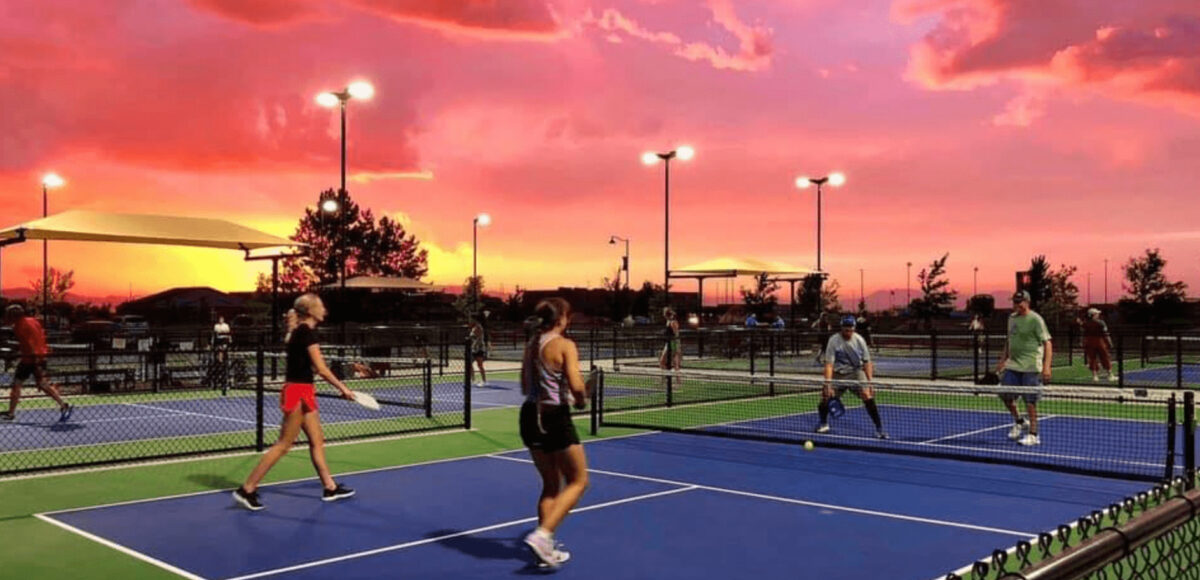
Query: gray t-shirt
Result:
<box><xmin>824</xmin><ymin>332</ymin><xmax>871</xmax><ymax>374</ymax></box>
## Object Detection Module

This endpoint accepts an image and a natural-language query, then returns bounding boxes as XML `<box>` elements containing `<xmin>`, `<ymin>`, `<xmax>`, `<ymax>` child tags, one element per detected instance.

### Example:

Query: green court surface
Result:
<box><xmin>0</xmin><ymin>403</ymin><xmax>643</xmax><ymax>579</ymax></box>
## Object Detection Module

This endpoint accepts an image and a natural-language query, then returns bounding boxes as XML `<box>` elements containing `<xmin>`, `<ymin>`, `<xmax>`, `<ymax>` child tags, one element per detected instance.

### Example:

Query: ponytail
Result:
<box><xmin>520</xmin><ymin>297</ymin><xmax>572</xmax><ymax>396</ymax></box>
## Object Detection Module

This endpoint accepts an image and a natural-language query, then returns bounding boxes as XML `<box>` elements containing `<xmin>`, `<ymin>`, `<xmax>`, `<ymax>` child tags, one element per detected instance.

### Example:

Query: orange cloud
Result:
<box><xmin>346</xmin><ymin>0</ymin><xmax>567</xmax><ymax>41</ymax></box>
<box><xmin>186</xmin><ymin>0</ymin><xmax>325</xmax><ymax>26</ymax></box>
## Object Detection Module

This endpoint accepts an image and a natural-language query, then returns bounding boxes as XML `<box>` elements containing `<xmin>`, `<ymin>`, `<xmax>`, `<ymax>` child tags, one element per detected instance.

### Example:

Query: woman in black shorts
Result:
<box><xmin>233</xmin><ymin>294</ymin><xmax>357</xmax><ymax>511</ymax></box>
<box><xmin>519</xmin><ymin>298</ymin><xmax>592</xmax><ymax>568</ymax></box>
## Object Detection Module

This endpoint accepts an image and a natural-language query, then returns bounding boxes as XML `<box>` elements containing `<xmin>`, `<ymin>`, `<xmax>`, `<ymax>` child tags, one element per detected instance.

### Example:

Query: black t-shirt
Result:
<box><xmin>286</xmin><ymin>325</ymin><xmax>317</xmax><ymax>384</ymax></box>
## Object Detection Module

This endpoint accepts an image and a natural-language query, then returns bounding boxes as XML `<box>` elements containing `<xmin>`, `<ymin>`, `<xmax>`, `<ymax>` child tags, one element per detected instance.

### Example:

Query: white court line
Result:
<box><xmin>34</xmin><ymin>513</ymin><xmax>208</xmax><ymax>580</ymax></box>
<box><xmin>919</xmin><ymin>416</ymin><xmax>1059</xmax><ymax>445</ymax></box>
<box><xmin>488</xmin><ymin>455</ymin><xmax>1035</xmax><ymax>538</ymax></box>
<box><xmin>37</xmin><ymin>430</ymin><xmax>658</xmax><ymax>515</ymax></box>
<box><xmin>121</xmin><ymin>403</ymin><xmax>276</xmax><ymax>428</ymax></box>
<box><xmin>224</xmin><ymin>485</ymin><xmax>699</xmax><ymax>580</ymax></box>
<box><xmin>0</xmin><ymin>413</ymin><xmax>180</xmax><ymax>428</ymax></box>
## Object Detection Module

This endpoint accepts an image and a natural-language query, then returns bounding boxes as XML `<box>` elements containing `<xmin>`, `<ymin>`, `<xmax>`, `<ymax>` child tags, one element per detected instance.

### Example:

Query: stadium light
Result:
<box><xmin>642</xmin><ymin>145</ymin><xmax>695</xmax><ymax>305</ymax></box>
<box><xmin>794</xmin><ymin>172</ymin><xmax>847</xmax><ymax>273</ymax></box>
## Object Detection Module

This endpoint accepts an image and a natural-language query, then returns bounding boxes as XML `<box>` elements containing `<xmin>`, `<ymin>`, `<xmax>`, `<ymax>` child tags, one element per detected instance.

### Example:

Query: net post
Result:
<box><xmin>1067</xmin><ymin>323</ymin><xmax>1075</xmax><ymax>366</ymax></box>
<box><xmin>424</xmin><ymin>358</ymin><xmax>433</xmax><ymax>419</ymax></box>
<box><xmin>589</xmin><ymin>327</ymin><xmax>597</xmax><ymax>369</ymax></box>
<box><xmin>463</xmin><ymin>337</ymin><xmax>472</xmax><ymax>430</ymax></box>
<box><xmin>972</xmin><ymin>331</ymin><xmax>980</xmax><ymax>382</ymax></box>
<box><xmin>666</xmin><ymin>373</ymin><xmax>674</xmax><ymax>407</ymax></box>
<box><xmin>597</xmin><ymin>369</ymin><xmax>605</xmax><ymax>427</ymax></box>
<box><xmin>930</xmin><ymin>329</ymin><xmax>939</xmax><ymax>381</ymax></box>
<box><xmin>698</xmin><ymin>327</ymin><xmax>705</xmax><ymax>359</ymax></box>
<box><xmin>1178</xmin><ymin>335</ymin><xmax>1184</xmax><ymax>390</ymax></box>
<box><xmin>1167</xmin><ymin>393</ymin><xmax>1178</xmax><ymax>481</ymax></box>
<box><xmin>255</xmin><ymin>348</ymin><xmax>265</xmax><ymax>452</ymax></box>
<box><xmin>1117</xmin><ymin>333</ymin><xmax>1125</xmax><ymax>389</ymax></box>
<box><xmin>1186</xmin><ymin>391</ymin><xmax>1195</xmax><ymax>489</ymax></box>
<box><xmin>590</xmin><ymin>369</ymin><xmax>599</xmax><ymax>436</ymax></box>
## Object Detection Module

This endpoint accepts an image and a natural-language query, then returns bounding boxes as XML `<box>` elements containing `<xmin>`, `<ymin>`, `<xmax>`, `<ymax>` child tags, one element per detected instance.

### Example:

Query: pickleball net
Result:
<box><xmin>596</xmin><ymin>368</ymin><xmax>1195</xmax><ymax>482</ymax></box>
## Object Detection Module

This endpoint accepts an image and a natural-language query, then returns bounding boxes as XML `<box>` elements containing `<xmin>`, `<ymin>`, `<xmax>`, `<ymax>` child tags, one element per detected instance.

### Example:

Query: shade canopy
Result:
<box><xmin>0</xmin><ymin>210</ymin><xmax>299</xmax><ymax>251</ymax></box>
<box><xmin>319</xmin><ymin>276</ymin><xmax>441</xmax><ymax>292</ymax></box>
<box><xmin>670</xmin><ymin>257</ymin><xmax>814</xmax><ymax>278</ymax></box>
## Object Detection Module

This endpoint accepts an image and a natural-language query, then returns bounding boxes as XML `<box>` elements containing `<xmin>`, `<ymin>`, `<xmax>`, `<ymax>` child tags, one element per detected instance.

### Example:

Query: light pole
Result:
<box><xmin>858</xmin><ymin>268</ymin><xmax>864</xmax><ymax>312</ymax></box>
<box><xmin>1104</xmin><ymin>259</ymin><xmax>1109</xmax><ymax>304</ymax></box>
<box><xmin>317</xmin><ymin>80</ymin><xmax>374</xmax><ymax>294</ymax></box>
<box><xmin>609</xmin><ymin>236</ymin><xmax>630</xmax><ymax>290</ymax></box>
<box><xmin>973</xmin><ymin>266</ymin><xmax>978</xmax><ymax>297</ymax></box>
<box><xmin>906</xmin><ymin>261</ymin><xmax>913</xmax><ymax>308</ymax></box>
<box><xmin>1087</xmin><ymin>272</ymin><xmax>1092</xmax><ymax>305</ymax></box>
<box><xmin>473</xmin><ymin>213</ymin><xmax>491</xmax><ymax>315</ymax></box>
<box><xmin>642</xmin><ymin>145</ymin><xmax>694</xmax><ymax>304</ymax></box>
<box><xmin>41</xmin><ymin>173</ymin><xmax>65</xmax><ymax>325</ymax></box>
<box><xmin>794</xmin><ymin>172</ymin><xmax>846</xmax><ymax>273</ymax></box>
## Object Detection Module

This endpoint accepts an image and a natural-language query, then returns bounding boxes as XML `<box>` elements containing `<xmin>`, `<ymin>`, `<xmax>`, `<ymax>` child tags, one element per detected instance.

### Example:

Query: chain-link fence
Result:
<box><xmin>0</xmin><ymin>341</ymin><xmax>472</xmax><ymax>476</ymax></box>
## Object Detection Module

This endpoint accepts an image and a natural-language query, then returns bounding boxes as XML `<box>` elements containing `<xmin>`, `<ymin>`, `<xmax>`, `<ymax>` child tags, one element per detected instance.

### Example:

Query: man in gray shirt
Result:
<box><xmin>816</xmin><ymin>315</ymin><xmax>887</xmax><ymax>439</ymax></box>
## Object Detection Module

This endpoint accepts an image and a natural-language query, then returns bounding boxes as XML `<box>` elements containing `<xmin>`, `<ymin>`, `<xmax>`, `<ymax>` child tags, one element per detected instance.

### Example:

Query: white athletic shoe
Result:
<box><xmin>815</xmin><ymin>424</ymin><xmax>830</xmax><ymax>434</ymax></box>
<box><xmin>1092</xmin><ymin>375</ymin><xmax>1099</xmax><ymax>382</ymax></box>
<box><xmin>1018</xmin><ymin>433</ymin><xmax>1041</xmax><ymax>446</ymax></box>
<box><xmin>1007</xmin><ymin>422</ymin><xmax>1028</xmax><ymax>440</ymax></box>
<box><xmin>524</xmin><ymin>530</ymin><xmax>558</xmax><ymax>568</ymax></box>
<box><xmin>538</xmin><ymin>547</ymin><xmax>571</xmax><ymax>569</ymax></box>
<box><xmin>1109</xmin><ymin>374</ymin><xmax>1118</xmax><ymax>382</ymax></box>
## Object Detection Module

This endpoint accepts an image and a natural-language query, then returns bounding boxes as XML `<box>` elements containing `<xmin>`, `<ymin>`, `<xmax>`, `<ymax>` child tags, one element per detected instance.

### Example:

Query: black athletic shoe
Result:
<box><xmin>322</xmin><ymin>483</ymin><xmax>355</xmax><ymax>502</ymax></box>
<box><xmin>0</xmin><ymin>412</ymin><xmax>13</xmax><ymax>422</ymax></box>
<box><xmin>59</xmin><ymin>404</ymin><xmax>73</xmax><ymax>422</ymax></box>
<box><xmin>232</xmin><ymin>486</ymin><xmax>264</xmax><ymax>511</ymax></box>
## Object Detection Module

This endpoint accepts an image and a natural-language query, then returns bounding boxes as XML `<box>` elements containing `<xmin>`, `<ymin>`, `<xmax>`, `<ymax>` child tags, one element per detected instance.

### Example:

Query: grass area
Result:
<box><xmin>0</xmin><ymin>404</ymin><xmax>643</xmax><ymax>579</ymax></box>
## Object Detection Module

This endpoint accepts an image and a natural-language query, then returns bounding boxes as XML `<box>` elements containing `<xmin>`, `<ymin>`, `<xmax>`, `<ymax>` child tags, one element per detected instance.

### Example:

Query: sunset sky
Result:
<box><xmin>1</xmin><ymin>0</ymin><xmax>1198</xmax><ymax>307</ymax></box>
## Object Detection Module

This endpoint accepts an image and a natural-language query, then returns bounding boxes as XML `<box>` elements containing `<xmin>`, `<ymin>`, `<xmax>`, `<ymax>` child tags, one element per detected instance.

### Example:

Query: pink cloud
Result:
<box><xmin>346</xmin><ymin>0</ymin><xmax>566</xmax><ymax>41</ymax></box>
<box><xmin>186</xmin><ymin>0</ymin><xmax>325</xmax><ymax>26</ymax></box>
<box><xmin>992</xmin><ymin>91</ymin><xmax>1045</xmax><ymax>127</ymax></box>
<box><xmin>900</xmin><ymin>0</ymin><xmax>1200</xmax><ymax>114</ymax></box>
<box><xmin>589</xmin><ymin>0</ymin><xmax>774</xmax><ymax>72</ymax></box>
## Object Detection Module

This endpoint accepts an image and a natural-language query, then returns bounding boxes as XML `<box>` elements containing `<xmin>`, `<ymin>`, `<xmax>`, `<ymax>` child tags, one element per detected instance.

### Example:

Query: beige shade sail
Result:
<box><xmin>670</xmin><ymin>257</ymin><xmax>815</xmax><ymax>278</ymax></box>
<box><xmin>320</xmin><ymin>276</ymin><xmax>442</xmax><ymax>291</ymax></box>
<box><xmin>0</xmin><ymin>210</ymin><xmax>299</xmax><ymax>251</ymax></box>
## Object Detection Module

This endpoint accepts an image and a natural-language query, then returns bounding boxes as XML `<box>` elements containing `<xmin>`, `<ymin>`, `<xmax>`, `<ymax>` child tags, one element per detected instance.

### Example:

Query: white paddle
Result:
<box><xmin>352</xmin><ymin>391</ymin><xmax>381</xmax><ymax>411</ymax></box>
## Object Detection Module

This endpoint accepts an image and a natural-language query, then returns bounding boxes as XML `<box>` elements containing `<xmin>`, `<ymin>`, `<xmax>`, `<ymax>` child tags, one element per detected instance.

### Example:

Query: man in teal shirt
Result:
<box><xmin>994</xmin><ymin>290</ymin><xmax>1052</xmax><ymax>446</ymax></box>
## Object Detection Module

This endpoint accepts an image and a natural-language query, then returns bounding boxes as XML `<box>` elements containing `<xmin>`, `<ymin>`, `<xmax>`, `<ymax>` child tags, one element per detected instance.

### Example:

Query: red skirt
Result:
<box><xmin>280</xmin><ymin>383</ymin><xmax>318</xmax><ymax>414</ymax></box>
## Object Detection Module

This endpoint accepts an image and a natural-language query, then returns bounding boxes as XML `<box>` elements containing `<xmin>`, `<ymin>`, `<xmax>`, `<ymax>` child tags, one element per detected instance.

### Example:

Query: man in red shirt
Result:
<box><xmin>2</xmin><ymin>305</ymin><xmax>72</xmax><ymax>421</ymax></box>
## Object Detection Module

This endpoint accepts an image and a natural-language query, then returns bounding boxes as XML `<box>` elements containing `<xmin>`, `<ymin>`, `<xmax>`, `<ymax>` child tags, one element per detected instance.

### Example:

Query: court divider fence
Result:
<box><xmin>0</xmin><ymin>340</ymin><xmax>474</xmax><ymax>477</ymax></box>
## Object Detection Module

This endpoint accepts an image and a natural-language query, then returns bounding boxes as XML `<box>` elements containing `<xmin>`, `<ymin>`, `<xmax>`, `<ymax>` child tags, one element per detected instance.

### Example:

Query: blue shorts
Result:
<box><xmin>1000</xmin><ymin>370</ymin><xmax>1042</xmax><ymax>405</ymax></box>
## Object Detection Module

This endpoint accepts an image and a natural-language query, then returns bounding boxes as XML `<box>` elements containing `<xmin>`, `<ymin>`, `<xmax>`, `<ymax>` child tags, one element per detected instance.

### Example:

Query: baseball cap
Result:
<box><xmin>840</xmin><ymin>315</ymin><xmax>857</xmax><ymax>327</ymax></box>
<box><xmin>1087</xmin><ymin>307</ymin><xmax>1100</xmax><ymax>316</ymax></box>
<box><xmin>1012</xmin><ymin>290</ymin><xmax>1030</xmax><ymax>303</ymax></box>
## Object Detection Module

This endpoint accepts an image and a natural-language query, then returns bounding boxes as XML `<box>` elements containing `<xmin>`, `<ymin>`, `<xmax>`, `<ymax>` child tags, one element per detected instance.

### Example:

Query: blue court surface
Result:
<box><xmin>39</xmin><ymin>432</ymin><xmax>1148</xmax><ymax>579</ymax></box>
<box><xmin>1121</xmin><ymin>364</ymin><xmax>1200</xmax><ymax>386</ymax></box>
<box><xmin>0</xmin><ymin>380</ymin><xmax>522</xmax><ymax>452</ymax></box>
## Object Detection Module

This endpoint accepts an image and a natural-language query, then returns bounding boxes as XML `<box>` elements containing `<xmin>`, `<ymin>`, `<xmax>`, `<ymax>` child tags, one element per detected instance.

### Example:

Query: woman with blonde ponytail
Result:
<box><xmin>233</xmin><ymin>294</ymin><xmax>357</xmax><ymax>511</ymax></box>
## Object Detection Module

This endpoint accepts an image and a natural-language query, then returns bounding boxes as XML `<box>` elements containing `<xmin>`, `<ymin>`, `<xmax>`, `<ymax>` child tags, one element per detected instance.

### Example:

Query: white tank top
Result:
<box><xmin>525</xmin><ymin>331</ymin><xmax>570</xmax><ymax>406</ymax></box>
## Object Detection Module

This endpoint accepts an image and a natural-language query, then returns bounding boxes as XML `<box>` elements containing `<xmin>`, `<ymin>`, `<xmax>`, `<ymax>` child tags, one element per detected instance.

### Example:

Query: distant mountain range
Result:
<box><xmin>0</xmin><ymin>288</ymin><xmax>132</xmax><ymax>306</ymax></box>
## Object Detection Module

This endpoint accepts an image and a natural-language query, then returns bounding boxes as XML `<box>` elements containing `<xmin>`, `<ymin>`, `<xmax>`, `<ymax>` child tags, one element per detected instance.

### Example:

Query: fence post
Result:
<box><xmin>698</xmin><ymin>329</ymin><xmax>705</xmax><ymax>359</ymax></box>
<box><xmin>666</xmin><ymin>373</ymin><xmax>674</xmax><ymax>407</ymax></box>
<box><xmin>590</xmin><ymin>327</ymin><xmax>597</xmax><ymax>370</ymax></box>
<box><xmin>256</xmin><ymin>348</ymin><xmax>265</xmax><ymax>452</ymax></box>
<box><xmin>1117</xmin><ymin>334</ymin><xmax>1125</xmax><ymax>388</ymax></box>
<box><xmin>930</xmin><ymin>329</ymin><xmax>939</xmax><ymax>381</ymax></box>
<box><xmin>1067</xmin><ymin>323</ymin><xmax>1075</xmax><ymax>366</ymax></box>
<box><xmin>769</xmin><ymin>332</ymin><xmax>776</xmax><ymax>378</ymax></box>
<box><xmin>1178</xmin><ymin>335</ymin><xmax>1185</xmax><ymax>390</ymax></box>
<box><xmin>463</xmin><ymin>338</ymin><xmax>472</xmax><ymax>430</ymax></box>
<box><xmin>590</xmin><ymin>369</ymin><xmax>600</xmax><ymax>436</ymax></box>
<box><xmin>424</xmin><ymin>358</ymin><xmax>433</xmax><ymax>419</ymax></box>
<box><xmin>1167</xmin><ymin>392</ymin><xmax>1178</xmax><ymax>481</ymax></box>
<box><xmin>1185</xmin><ymin>391</ymin><xmax>1195</xmax><ymax>489</ymax></box>
<box><xmin>612</xmin><ymin>327</ymin><xmax>619</xmax><ymax>369</ymax></box>
<box><xmin>749</xmin><ymin>332</ymin><xmax>757</xmax><ymax>375</ymax></box>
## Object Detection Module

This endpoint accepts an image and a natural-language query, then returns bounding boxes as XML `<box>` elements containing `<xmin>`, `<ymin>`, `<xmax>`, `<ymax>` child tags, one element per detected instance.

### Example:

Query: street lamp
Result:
<box><xmin>316</xmin><ymin>80</ymin><xmax>374</xmax><ymax>195</ymax></box>
<box><xmin>973</xmin><ymin>266</ymin><xmax>979</xmax><ymax>297</ymax></box>
<box><xmin>1103</xmin><ymin>259</ymin><xmax>1109</xmax><ymax>304</ymax></box>
<box><xmin>906</xmin><ymin>261</ymin><xmax>913</xmax><ymax>308</ymax></box>
<box><xmin>473</xmin><ymin>213</ymin><xmax>491</xmax><ymax>315</ymax></box>
<box><xmin>859</xmin><ymin>268</ymin><xmax>864</xmax><ymax>312</ymax></box>
<box><xmin>794</xmin><ymin>172</ymin><xmax>846</xmax><ymax>273</ymax></box>
<box><xmin>41</xmin><ymin>172</ymin><xmax>65</xmax><ymax>325</ymax></box>
<box><xmin>642</xmin><ymin>145</ymin><xmax>694</xmax><ymax>304</ymax></box>
<box><xmin>609</xmin><ymin>236</ymin><xmax>630</xmax><ymax>291</ymax></box>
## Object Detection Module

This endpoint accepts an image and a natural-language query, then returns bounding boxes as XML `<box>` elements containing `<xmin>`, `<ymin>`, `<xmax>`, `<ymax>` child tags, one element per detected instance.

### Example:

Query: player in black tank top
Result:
<box><xmin>233</xmin><ymin>295</ymin><xmax>358</xmax><ymax>511</ymax></box>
